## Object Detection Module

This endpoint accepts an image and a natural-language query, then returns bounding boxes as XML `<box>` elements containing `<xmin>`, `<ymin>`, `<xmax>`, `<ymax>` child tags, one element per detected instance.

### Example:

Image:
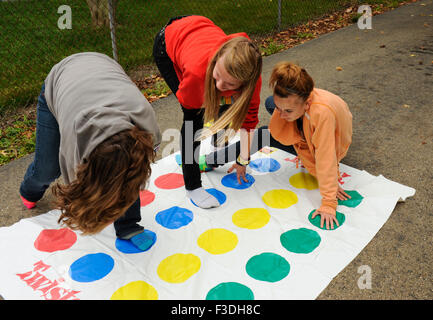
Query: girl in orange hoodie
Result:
<box><xmin>207</xmin><ymin>61</ymin><xmax>353</xmax><ymax>229</ymax></box>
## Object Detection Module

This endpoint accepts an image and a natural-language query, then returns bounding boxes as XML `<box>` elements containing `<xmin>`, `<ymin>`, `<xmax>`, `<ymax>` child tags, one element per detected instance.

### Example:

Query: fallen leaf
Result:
<box><xmin>336</xmin><ymin>66</ymin><xmax>343</xmax><ymax>71</ymax></box>
<box><xmin>402</xmin><ymin>104</ymin><xmax>410</xmax><ymax>108</ymax></box>
<box><xmin>380</xmin><ymin>44</ymin><xmax>386</xmax><ymax>48</ymax></box>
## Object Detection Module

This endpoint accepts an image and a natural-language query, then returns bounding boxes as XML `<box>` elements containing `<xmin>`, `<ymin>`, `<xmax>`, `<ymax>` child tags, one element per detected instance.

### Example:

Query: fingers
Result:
<box><xmin>337</xmin><ymin>192</ymin><xmax>347</xmax><ymax>201</ymax></box>
<box><xmin>328</xmin><ymin>216</ymin><xmax>339</xmax><ymax>230</ymax></box>
<box><xmin>242</xmin><ymin>174</ymin><xmax>249</xmax><ymax>183</ymax></box>
<box><xmin>237</xmin><ymin>172</ymin><xmax>248</xmax><ymax>185</ymax></box>
<box><xmin>312</xmin><ymin>210</ymin><xmax>325</xmax><ymax>228</ymax></box>
<box><xmin>315</xmin><ymin>211</ymin><xmax>339</xmax><ymax>230</ymax></box>
<box><xmin>311</xmin><ymin>210</ymin><xmax>318</xmax><ymax>219</ymax></box>
<box><xmin>337</xmin><ymin>187</ymin><xmax>351</xmax><ymax>200</ymax></box>
<box><xmin>335</xmin><ymin>216</ymin><xmax>340</xmax><ymax>227</ymax></box>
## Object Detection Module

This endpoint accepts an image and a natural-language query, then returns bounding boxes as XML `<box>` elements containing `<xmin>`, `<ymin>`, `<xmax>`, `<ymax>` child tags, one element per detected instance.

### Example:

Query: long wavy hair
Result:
<box><xmin>53</xmin><ymin>126</ymin><xmax>155</xmax><ymax>235</ymax></box>
<box><xmin>201</xmin><ymin>37</ymin><xmax>262</xmax><ymax>143</ymax></box>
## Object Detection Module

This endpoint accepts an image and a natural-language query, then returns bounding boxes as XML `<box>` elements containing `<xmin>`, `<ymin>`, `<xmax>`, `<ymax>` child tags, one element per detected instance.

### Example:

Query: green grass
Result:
<box><xmin>141</xmin><ymin>80</ymin><xmax>171</xmax><ymax>99</ymax></box>
<box><xmin>0</xmin><ymin>0</ymin><xmax>359</xmax><ymax>113</ymax></box>
<box><xmin>260</xmin><ymin>40</ymin><xmax>286</xmax><ymax>56</ymax></box>
<box><xmin>0</xmin><ymin>0</ymin><xmax>411</xmax><ymax>166</ymax></box>
<box><xmin>0</xmin><ymin>115</ymin><xmax>36</xmax><ymax>165</ymax></box>
<box><xmin>0</xmin><ymin>0</ymin><xmax>408</xmax><ymax>113</ymax></box>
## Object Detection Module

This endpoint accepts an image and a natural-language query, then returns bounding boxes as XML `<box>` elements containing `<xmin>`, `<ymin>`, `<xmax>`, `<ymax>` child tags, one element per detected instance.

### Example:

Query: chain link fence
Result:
<box><xmin>0</xmin><ymin>0</ymin><xmax>362</xmax><ymax>112</ymax></box>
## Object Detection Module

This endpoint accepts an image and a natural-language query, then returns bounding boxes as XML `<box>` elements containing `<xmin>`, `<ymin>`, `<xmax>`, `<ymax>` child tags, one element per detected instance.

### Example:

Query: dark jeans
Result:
<box><xmin>153</xmin><ymin>15</ymin><xmax>225</xmax><ymax>191</ymax></box>
<box><xmin>205</xmin><ymin>96</ymin><xmax>297</xmax><ymax>165</ymax></box>
<box><xmin>19</xmin><ymin>83</ymin><xmax>143</xmax><ymax>239</ymax></box>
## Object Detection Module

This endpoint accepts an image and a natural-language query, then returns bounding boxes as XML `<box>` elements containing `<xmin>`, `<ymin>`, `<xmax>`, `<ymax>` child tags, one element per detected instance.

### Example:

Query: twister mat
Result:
<box><xmin>0</xmin><ymin>142</ymin><xmax>415</xmax><ymax>300</ymax></box>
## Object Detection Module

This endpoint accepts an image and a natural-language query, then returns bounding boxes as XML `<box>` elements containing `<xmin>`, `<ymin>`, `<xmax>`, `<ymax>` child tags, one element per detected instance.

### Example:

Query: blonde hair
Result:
<box><xmin>269</xmin><ymin>61</ymin><xmax>314</xmax><ymax>100</ymax></box>
<box><xmin>201</xmin><ymin>37</ymin><xmax>262</xmax><ymax>142</ymax></box>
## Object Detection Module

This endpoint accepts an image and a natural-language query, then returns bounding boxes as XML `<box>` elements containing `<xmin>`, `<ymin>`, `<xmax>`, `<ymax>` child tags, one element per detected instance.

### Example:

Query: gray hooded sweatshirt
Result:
<box><xmin>44</xmin><ymin>52</ymin><xmax>162</xmax><ymax>184</ymax></box>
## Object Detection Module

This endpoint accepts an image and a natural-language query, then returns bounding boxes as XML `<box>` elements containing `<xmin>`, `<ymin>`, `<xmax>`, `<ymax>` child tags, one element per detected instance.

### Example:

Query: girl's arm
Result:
<box><xmin>311</xmin><ymin>108</ymin><xmax>339</xmax><ymax>215</ymax></box>
<box><xmin>309</xmin><ymin>106</ymin><xmax>344</xmax><ymax>229</ymax></box>
<box><xmin>239</xmin><ymin>128</ymin><xmax>253</xmax><ymax>163</ymax></box>
<box><xmin>227</xmin><ymin>128</ymin><xmax>254</xmax><ymax>184</ymax></box>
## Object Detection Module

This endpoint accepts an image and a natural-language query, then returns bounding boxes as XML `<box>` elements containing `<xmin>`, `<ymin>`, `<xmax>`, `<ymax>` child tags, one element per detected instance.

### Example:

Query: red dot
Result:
<box><xmin>34</xmin><ymin>228</ymin><xmax>77</xmax><ymax>252</ymax></box>
<box><xmin>154</xmin><ymin>173</ymin><xmax>184</xmax><ymax>190</ymax></box>
<box><xmin>140</xmin><ymin>190</ymin><xmax>155</xmax><ymax>207</ymax></box>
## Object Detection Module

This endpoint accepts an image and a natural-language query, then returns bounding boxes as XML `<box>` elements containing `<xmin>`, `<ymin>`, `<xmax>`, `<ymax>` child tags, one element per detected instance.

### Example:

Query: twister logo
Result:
<box><xmin>16</xmin><ymin>260</ymin><xmax>80</xmax><ymax>300</ymax></box>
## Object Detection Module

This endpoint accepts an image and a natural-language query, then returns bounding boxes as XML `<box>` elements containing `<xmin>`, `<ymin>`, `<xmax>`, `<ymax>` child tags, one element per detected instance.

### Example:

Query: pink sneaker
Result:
<box><xmin>20</xmin><ymin>195</ymin><xmax>36</xmax><ymax>209</ymax></box>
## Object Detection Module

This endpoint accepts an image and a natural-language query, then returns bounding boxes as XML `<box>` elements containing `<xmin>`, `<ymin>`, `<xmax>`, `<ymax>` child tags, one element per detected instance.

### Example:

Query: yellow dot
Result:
<box><xmin>157</xmin><ymin>253</ymin><xmax>201</xmax><ymax>283</ymax></box>
<box><xmin>110</xmin><ymin>281</ymin><xmax>158</xmax><ymax>300</ymax></box>
<box><xmin>262</xmin><ymin>189</ymin><xmax>298</xmax><ymax>209</ymax></box>
<box><xmin>289</xmin><ymin>172</ymin><xmax>318</xmax><ymax>190</ymax></box>
<box><xmin>232</xmin><ymin>208</ymin><xmax>270</xmax><ymax>229</ymax></box>
<box><xmin>197</xmin><ymin>228</ymin><xmax>238</xmax><ymax>255</ymax></box>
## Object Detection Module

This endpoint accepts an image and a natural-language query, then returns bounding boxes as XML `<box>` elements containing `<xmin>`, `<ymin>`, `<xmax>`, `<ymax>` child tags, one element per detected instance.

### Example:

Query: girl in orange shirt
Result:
<box><xmin>207</xmin><ymin>62</ymin><xmax>353</xmax><ymax>229</ymax></box>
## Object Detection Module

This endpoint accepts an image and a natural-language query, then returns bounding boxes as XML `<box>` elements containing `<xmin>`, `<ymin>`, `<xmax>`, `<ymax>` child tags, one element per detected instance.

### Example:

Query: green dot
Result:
<box><xmin>206</xmin><ymin>282</ymin><xmax>254</xmax><ymax>300</ymax></box>
<box><xmin>338</xmin><ymin>190</ymin><xmax>364</xmax><ymax>208</ymax></box>
<box><xmin>308</xmin><ymin>210</ymin><xmax>345</xmax><ymax>230</ymax></box>
<box><xmin>246</xmin><ymin>252</ymin><xmax>290</xmax><ymax>282</ymax></box>
<box><xmin>280</xmin><ymin>228</ymin><xmax>321</xmax><ymax>254</ymax></box>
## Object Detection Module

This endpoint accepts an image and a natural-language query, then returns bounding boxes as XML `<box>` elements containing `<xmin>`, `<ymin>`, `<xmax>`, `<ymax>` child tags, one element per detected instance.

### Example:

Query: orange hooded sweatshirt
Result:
<box><xmin>269</xmin><ymin>88</ymin><xmax>353</xmax><ymax>215</ymax></box>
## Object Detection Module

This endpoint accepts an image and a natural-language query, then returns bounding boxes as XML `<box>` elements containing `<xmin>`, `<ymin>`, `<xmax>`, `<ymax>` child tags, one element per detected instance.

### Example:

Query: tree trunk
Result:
<box><xmin>86</xmin><ymin>0</ymin><xmax>118</xmax><ymax>28</ymax></box>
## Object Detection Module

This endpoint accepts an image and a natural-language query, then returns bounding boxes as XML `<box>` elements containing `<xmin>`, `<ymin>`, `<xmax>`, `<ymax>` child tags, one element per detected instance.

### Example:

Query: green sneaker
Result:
<box><xmin>199</xmin><ymin>155</ymin><xmax>213</xmax><ymax>172</ymax></box>
<box><xmin>175</xmin><ymin>154</ymin><xmax>214</xmax><ymax>173</ymax></box>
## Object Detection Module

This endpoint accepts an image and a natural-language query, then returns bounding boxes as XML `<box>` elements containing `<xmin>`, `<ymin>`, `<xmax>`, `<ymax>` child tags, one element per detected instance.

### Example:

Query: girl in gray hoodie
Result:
<box><xmin>19</xmin><ymin>52</ymin><xmax>161</xmax><ymax>251</ymax></box>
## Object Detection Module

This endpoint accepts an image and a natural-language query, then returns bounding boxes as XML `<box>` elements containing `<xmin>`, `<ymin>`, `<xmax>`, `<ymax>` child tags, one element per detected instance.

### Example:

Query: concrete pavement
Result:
<box><xmin>1</xmin><ymin>0</ymin><xmax>432</xmax><ymax>299</ymax></box>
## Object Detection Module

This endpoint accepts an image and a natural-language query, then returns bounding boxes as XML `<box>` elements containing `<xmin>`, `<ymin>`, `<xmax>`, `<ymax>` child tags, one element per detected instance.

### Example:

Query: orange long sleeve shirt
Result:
<box><xmin>269</xmin><ymin>88</ymin><xmax>353</xmax><ymax>215</ymax></box>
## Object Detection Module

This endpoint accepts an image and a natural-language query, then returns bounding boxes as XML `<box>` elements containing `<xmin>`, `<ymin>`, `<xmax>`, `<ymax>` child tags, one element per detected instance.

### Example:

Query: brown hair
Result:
<box><xmin>53</xmin><ymin>126</ymin><xmax>155</xmax><ymax>235</ymax></box>
<box><xmin>201</xmin><ymin>37</ymin><xmax>262</xmax><ymax>142</ymax></box>
<box><xmin>269</xmin><ymin>61</ymin><xmax>314</xmax><ymax>101</ymax></box>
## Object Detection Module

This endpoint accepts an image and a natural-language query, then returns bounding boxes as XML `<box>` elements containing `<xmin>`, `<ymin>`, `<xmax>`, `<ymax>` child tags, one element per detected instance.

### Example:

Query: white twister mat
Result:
<box><xmin>0</xmin><ymin>142</ymin><xmax>415</xmax><ymax>300</ymax></box>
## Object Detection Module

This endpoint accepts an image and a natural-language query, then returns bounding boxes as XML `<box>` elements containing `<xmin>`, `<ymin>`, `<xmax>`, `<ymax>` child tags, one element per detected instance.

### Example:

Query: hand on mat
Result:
<box><xmin>312</xmin><ymin>210</ymin><xmax>340</xmax><ymax>230</ymax></box>
<box><xmin>337</xmin><ymin>186</ymin><xmax>351</xmax><ymax>201</ymax></box>
<box><xmin>228</xmin><ymin>163</ymin><xmax>249</xmax><ymax>185</ymax></box>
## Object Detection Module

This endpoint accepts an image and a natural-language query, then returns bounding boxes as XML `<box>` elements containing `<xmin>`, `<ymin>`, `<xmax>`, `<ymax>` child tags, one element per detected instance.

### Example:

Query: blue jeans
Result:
<box><xmin>20</xmin><ymin>83</ymin><xmax>143</xmax><ymax>239</ymax></box>
<box><xmin>20</xmin><ymin>83</ymin><xmax>61</xmax><ymax>202</ymax></box>
<box><xmin>265</xmin><ymin>96</ymin><xmax>277</xmax><ymax>115</ymax></box>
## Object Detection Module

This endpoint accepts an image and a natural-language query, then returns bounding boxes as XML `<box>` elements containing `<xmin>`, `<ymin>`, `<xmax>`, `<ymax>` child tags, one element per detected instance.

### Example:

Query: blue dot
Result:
<box><xmin>156</xmin><ymin>206</ymin><xmax>193</xmax><ymax>229</ymax></box>
<box><xmin>115</xmin><ymin>230</ymin><xmax>157</xmax><ymax>254</ymax></box>
<box><xmin>69</xmin><ymin>253</ymin><xmax>114</xmax><ymax>282</ymax></box>
<box><xmin>191</xmin><ymin>188</ymin><xmax>227</xmax><ymax>207</ymax></box>
<box><xmin>249</xmin><ymin>158</ymin><xmax>280</xmax><ymax>173</ymax></box>
<box><xmin>221</xmin><ymin>173</ymin><xmax>255</xmax><ymax>190</ymax></box>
